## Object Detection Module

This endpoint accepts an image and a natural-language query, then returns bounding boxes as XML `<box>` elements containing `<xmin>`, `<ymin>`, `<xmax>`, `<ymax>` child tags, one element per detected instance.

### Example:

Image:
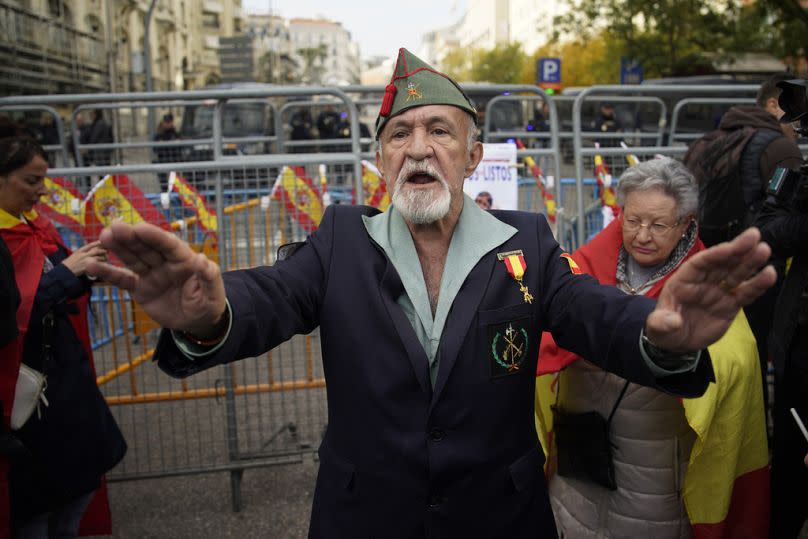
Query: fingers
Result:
<box><xmin>99</xmin><ymin>221</ymin><xmax>194</xmax><ymax>276</ymax></box>
<box><xmin>724</xmin><ymin>264</ymin><xmax>777</xmax><ymax>306</ymax></box>
<box><xmin>86</xmin><ymin>260</ymin><xmax>138</xmax><ymax>291</ymax></box>
<box><xmin>677</xmin><ymin>228</ymin><xmax>773</xmax><ymax>289</ymax></box>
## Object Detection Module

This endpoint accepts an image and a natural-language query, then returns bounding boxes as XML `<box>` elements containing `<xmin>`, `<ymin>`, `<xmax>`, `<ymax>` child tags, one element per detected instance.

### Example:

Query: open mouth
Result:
<box><xmin>406</xmin><ymin>172</ymin><xmax>438</xmax><ymax>185</ymax></box>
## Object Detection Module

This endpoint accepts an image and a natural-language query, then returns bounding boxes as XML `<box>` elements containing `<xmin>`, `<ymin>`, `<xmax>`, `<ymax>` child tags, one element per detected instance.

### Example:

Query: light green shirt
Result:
<box><xmin>363</xmin><ymin>195</ymin><xmax>516</xmax><ymax>386</ymax></box>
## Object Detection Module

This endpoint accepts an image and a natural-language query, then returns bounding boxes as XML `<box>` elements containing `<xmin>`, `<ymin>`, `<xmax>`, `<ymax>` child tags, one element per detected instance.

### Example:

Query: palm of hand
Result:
<box><xmin>653</xmin><ymin>276</ymin><xmax>737</xmax><ymax>351</ymax></box>
<box><xmin>132</xmin><ymin>258</ymin><xmax>220</xmax><ymax>330</ymax></box>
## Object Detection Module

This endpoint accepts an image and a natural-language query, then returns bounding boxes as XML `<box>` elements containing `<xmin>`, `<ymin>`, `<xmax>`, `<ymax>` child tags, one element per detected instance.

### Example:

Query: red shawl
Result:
<box><xmin>0</xmin><ymin>209</ymin><xmax>112</xmax><ymax>538</ymax></box>
<box><xmin>537</xmin><ymin>218</ymin><xmax>704</xmax><ymax>374</ymax></box>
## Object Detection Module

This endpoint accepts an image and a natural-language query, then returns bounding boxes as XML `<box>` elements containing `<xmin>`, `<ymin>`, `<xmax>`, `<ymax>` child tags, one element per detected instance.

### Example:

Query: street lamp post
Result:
<box><xmin>144</xmin><ymin>0</ymin><xmax>157</xmax><ymax>140</ymax></box>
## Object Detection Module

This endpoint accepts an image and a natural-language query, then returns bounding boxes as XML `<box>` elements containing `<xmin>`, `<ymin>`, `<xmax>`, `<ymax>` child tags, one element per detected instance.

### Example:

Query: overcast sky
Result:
<box><xmin>242</xmin><ymin>0</ymin><xmax>467</xmax><ymax>59</ymax></box>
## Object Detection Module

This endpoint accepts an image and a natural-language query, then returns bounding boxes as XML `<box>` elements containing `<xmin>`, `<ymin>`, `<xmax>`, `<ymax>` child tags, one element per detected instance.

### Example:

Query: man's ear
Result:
<box><xmin>464</xmin><ymin>141</ymin><xmax>484</xmax><ymax>177</ymax></box>
<box><xmin>375</xmin><ymin>149</ymin><xmax>384</xmax><ymax>178</ymax></box>
<box><xmin>765</xmin><ymin>97</ymin><xmax>780</xmax><ymax>116</ymax></box>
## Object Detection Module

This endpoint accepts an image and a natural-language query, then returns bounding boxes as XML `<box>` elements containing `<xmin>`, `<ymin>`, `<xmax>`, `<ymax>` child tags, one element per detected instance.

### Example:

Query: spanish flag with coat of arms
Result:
<box><xmin>83</xmin><ymin>174</ymin><xmax>168</xmax><ymax>239</ymax></box>
<box><xmin>169</xmin><ymin>172</ymin><xmax>217</xmax><ymax>234</ymax></box>
<box><xmin>271</xmin><ymin>166</ymin><xmax>324</xmax><ymax>232</ymax></box>
<box><xmin>36</xmin><ymin>176</ymin><xmax>85</xmax><ymax>235</ymax></box>
<box><xmin>359</xmin><ymin>160</ymin><xmax>390</xmax><ymax>211</ymax></box>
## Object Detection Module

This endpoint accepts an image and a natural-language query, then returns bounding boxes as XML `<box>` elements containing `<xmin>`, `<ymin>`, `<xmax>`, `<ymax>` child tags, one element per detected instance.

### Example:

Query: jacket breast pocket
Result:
<box><xmin>478</xmin><ymin>304</ymin><xmax>536</xmax><ymax>379</ymax></box>
<box><xmin>477</xmin><ymin>303</ymin><xmax>535</xmax><ymax>326</ymax></box>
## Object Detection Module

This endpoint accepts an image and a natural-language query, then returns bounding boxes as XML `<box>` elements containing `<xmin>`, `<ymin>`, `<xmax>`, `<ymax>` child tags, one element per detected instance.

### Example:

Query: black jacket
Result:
<box><xmin>8</xmin><ymin>245</ymin><xmax>126</xmax><ymax>520</ymax></box>
<box><xmin>718</xmin><ymin>106</ymin><xmax>803</xmax><ymax>204</ymax></box>
<box><xmin>155</xmin><ymin>205</ymin><xmax>712</xmax><ymax>538</ymax></box>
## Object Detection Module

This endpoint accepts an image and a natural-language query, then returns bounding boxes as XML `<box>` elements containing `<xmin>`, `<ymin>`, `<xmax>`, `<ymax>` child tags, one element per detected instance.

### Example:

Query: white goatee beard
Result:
<box><xmin>392</xmin><ymin>159</ymin><xmax>452</xmax><ymax>225</ymax></box>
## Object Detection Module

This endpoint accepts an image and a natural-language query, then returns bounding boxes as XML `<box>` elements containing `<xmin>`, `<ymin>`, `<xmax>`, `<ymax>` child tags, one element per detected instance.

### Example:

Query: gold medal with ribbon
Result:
<box><xmin>497</xmin><ymin>250</ymin><xmax>534</xmax><ymax>304</ymax></box>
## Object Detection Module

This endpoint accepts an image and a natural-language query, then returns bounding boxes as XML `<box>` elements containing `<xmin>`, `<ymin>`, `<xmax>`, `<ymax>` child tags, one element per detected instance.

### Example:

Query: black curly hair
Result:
<box><xmin>0</xmin><ymin>116</ymin><xmax>47</xmax><ymax>176</ymax></box>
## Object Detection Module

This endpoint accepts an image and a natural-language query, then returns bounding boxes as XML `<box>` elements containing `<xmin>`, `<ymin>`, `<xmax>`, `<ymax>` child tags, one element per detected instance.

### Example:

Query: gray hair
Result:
<box><xmin>615</xmin><ymin>157</ymin><xmax>698</xmax><ymax>220</ymax></box>
<box><xmin>376</xmin><ymin>110</ymin><xmax>479</xmax><ymax>154</ymax></box>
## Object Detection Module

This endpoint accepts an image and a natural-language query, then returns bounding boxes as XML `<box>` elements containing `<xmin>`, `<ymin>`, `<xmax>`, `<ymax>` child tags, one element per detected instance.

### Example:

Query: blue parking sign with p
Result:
<box><xmin>538</xmin><ymin>58</ymin><xmax>561</xmax><ymax>84</ymax></box>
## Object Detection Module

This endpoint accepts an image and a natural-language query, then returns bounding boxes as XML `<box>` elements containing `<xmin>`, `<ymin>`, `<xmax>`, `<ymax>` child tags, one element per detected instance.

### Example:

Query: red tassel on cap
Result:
<box><xmin>380</xmin><ymin>83</ymin><xmax>397</xmax><ymax>117</ymax></box>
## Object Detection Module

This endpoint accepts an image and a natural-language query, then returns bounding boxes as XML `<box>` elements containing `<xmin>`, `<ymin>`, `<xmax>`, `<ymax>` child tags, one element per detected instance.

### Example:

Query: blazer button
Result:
<box><xmin>428</xmin><ymin>428</ymin><xmax>444</xmax><ymax>441</ymax></box>
<box><xmin>428</xmin><ymin>494</ymin><xmax>443</xmax><ymax>510</ymax></box>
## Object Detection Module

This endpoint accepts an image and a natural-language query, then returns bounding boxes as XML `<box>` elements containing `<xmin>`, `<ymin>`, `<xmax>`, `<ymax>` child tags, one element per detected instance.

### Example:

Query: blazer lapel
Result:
<box><xmin>378</xmin><ymin>254</ymin><xmax>433</xmax><ymax>396</ymax></box>
<box><xmin>430</xmin><ymin>252</ymin><xmax>497</xmax><ymax>404</ymax></box>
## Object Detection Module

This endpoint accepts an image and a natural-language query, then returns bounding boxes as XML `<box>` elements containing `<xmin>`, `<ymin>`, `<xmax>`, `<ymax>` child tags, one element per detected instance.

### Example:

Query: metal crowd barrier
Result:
<box><xmin>570</xmin><ymin>84</ymin><xmax>761</xmax><ymax>247</ymax></box>
<box><xmin>38</xmin><ymin>155</ymin><xmax>356</xmax><ymax>510</ymax></box>
<box><xmin>4</xmin><ymin>83</ymin><xmax>804</xmax><ymax>510</ymax></box>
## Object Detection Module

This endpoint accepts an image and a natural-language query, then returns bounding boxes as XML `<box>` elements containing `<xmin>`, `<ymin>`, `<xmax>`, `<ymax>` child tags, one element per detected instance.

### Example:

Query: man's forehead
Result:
<box><xmin>384</xmin><ymin>105</ymin><xmax>466</xmax><ymax>128</ymax></box>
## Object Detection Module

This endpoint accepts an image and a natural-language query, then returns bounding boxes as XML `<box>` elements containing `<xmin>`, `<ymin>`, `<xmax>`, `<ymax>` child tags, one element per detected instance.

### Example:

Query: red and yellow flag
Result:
<box><xmin>516</xmin><ymin>140</ymin><xmax>555</xmax><ymax>223</ymax></box>
<box><xmin>37</xmin><ymin>176</ymin><xmax>85</xmax><ymax>235</ymax></box>
<box><xmin>271</xmin><ymin>166</ymin><xmax>323</xmax><ymax>232</ymax></box>
<box><xmin>83</xmin><ymin>175</ymin><xmax>168</xmax><ymax>239</ymax></box>
<box><xmin>170</xmin><ymin>172</ymin><xmax>217</xmax><ymax>233</ymax></box>
<box><xmin>593</xmin><ymin>153</ymin><xmax>619</xmax><ymax>217</ymax></box>
<box><xmin>361</xmin><ymin>161</ymin><xmax>391</xmax><ymax>211</ymax></box>
<box><xmin>560</xmin><ymin>253</ymin><xmax>582</xmax><ymax>275</ymax></box>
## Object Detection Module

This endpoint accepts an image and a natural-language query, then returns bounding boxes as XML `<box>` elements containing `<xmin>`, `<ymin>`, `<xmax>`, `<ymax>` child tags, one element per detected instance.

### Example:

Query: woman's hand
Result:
<box><xmin>62</xmin><ymin>241</ymin><xmax>108</xmax><ymax>277</ymax></box>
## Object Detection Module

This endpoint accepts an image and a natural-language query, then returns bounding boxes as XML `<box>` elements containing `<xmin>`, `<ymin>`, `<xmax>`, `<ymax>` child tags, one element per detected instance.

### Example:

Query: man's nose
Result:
<box><xmin>407</xmin><ymin>129</ymin><xmax>433</xmax><ymax>160</ymax></box>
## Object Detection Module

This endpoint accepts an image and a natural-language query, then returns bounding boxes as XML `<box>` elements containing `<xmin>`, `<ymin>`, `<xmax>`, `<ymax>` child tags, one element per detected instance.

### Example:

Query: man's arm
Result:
<box><xmin>755</xmin><ymin>196</ymin><xmax>808</xmax><ymax>259</ymax></box>
<box><xmin>540</xmin><ymin>220</ymin><xmax>773</xmax><ymax>395</ymax></box>
<box><xmin>536</xmin><ymin>217</ymin><xmax>709</xmax><ymax>394</ymax></box>
<box><xmin>89</xmin><ymin>207</ymin><xmax>338</xmax><ymax>378</ymax></box>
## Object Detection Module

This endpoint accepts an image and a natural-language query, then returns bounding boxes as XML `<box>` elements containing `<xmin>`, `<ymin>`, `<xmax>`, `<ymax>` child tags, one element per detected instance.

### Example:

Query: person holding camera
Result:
<box><xmin>754</xmin><ymin>77</ymin><xmax>808</xmax><ymax>539</ymax></box>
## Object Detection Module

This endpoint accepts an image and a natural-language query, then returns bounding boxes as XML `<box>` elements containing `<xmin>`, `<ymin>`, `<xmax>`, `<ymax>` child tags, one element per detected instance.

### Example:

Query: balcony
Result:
<box><xmin>0</xmin><ymin>3</ymin><xmax>109</xmax><ymax>95</ymax></box>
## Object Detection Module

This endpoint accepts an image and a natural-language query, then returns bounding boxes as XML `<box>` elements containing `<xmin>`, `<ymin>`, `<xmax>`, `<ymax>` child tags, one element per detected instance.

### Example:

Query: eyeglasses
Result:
<box><xmin>622</xmin><ymin>216</ymin><xmax>680</xmax><ymax>237</ymax></box>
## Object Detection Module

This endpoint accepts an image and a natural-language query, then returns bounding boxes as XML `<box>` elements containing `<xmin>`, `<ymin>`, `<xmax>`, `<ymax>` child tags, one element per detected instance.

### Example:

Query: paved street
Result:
<box><xmin>101</xmin><ymin>461</ymin><xmax>318</xmax><ymax>538</ymax></box>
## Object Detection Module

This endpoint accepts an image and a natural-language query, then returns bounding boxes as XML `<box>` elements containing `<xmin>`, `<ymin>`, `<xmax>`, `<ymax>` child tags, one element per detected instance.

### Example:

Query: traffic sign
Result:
<box><xmin>620</xmin><ymin>57</ymin><xmax>643</xmax><ymax>85</ymax></box>
<box><xmin>538</xmin><ymin>58</ymin><xmax>561</xmax><ymax>84</ymax></box>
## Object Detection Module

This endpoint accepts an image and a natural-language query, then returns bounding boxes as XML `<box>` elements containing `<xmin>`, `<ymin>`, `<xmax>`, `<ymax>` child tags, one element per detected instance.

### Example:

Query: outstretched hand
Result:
<box><xmin>645</xmin><ymin>227</ymin><xmax>777</xmax><ymax>353</ymax></box>
<box><xmin>86</xmin><ymin>221</ymin><xmax>227</xmax><ymax>336</ymax></box>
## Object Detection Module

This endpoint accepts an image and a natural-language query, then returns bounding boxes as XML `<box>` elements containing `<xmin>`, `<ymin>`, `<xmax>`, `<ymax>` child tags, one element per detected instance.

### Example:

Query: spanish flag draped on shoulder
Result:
<box><xmin>535</xmin><ymin>220</ymin><xmax>770</xmax><ymax>539</ymax></box>
<box><xmin>169</xmin><ymin>172</ymin><xmax>217</xmax><ymax>234</ymax></box>
<box><xmin>271</xmin><ymin>166</ymin><xmax>323</xmax><ymax>232</ymax></box>
<box><xmin>83</xmin><ymin>174</ymin><xmax>168</xmax><ymax>240</ymax></box>
<box><xmin>37</xmin><ymin>176</ymin><xmax>85</xmax><ymax>235</ymax></box>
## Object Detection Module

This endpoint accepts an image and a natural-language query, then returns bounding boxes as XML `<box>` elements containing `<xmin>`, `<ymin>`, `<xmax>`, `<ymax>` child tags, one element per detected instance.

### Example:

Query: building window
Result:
<box><xmin>48</xmin><ymin>0</ymin><xmax>72</xmax><ymax>23</ymax></box>
<box><xmin>234</xmin><ymin>18</ymin><xmax>241</xmax><ymax>33</ymax></box>
<box><xmin>85</xmin><ymin>14</ymin><xmax>102</xmax><ymax>33</ymax></box>
<box><xmin>202</xmin><ymin>12</ymin><xmax>220</xmax><ymax>29</ymax></box>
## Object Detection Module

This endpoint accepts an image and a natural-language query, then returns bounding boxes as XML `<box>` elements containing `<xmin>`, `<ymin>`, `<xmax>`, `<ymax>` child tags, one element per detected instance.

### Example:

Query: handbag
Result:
<box><xmin>10</xmin><ymin>363</ymin><xmax>49</xmax><ymax>430</ymax></box>
<box><xmin>551</xmin><ymin>377</ymin><xmax>629</xmax><ymax>491</ymax></box>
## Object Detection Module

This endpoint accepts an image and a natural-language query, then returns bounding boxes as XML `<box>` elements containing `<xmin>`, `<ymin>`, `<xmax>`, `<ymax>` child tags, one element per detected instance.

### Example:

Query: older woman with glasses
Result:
<box><xmin>536</xmin><ymin>157</ymin><xmax>769</xmax><ymax>538</ymax></box>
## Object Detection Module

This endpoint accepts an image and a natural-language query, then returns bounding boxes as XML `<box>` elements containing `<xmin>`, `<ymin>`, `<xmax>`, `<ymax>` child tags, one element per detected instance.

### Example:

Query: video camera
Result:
<box><xmin>766</xmin><ymin>79</ymin><xmax>808</xmax><ymax>209</ymax></box>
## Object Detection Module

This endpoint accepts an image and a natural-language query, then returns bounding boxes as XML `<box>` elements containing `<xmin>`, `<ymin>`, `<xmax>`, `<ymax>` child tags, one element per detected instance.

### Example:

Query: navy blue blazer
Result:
<box><xmin>156</xmin><ymin>205</ymin><xmax>712</xmax><ymax>538</ymax></box>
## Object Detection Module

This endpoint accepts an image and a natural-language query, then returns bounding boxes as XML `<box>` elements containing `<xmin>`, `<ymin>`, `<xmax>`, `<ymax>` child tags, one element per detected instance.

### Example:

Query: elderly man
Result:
<box><xmin>88</xmin><ymin>49</ymin><xmax>775</xmax><ymax>538</ymax></box>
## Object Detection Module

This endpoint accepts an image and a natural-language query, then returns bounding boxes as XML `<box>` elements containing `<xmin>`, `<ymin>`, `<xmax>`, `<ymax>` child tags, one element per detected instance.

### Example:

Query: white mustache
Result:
<box><xmin>395</xmin><ymin>159</ymin><xmax>446</xmax><ymax>188</ymax></box>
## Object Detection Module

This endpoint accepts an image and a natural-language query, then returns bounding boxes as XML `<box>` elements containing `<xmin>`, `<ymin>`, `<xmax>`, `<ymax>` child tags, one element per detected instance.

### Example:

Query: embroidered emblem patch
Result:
<box><xmin>489</xmin><ymin>319</ymin><xmax>530</xmax><ymax>378</ymax></box>
<box><xmin>560</xmin><ymin>253</ymin><xmax>582</xmax><ymax>275</ymax></box>
<box><xmin>406</xmin><ymin>81</ymin><xmax>423</xmax><ymax>101</ymax></box>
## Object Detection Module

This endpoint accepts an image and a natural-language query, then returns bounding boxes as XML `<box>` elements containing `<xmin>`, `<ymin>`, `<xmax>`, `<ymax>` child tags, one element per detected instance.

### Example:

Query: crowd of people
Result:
<box><xmin>0</xmin><ymin>46</ymin><xmax>806</xmax><ymax>539</ymax></box>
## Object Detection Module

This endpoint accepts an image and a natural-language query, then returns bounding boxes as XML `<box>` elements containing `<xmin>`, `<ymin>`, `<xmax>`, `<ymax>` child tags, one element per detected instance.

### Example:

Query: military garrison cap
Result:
<box><xmin>375</xmin><ymin>48</ymin><xmax>477</xmax><ymax>138</ymax></box>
